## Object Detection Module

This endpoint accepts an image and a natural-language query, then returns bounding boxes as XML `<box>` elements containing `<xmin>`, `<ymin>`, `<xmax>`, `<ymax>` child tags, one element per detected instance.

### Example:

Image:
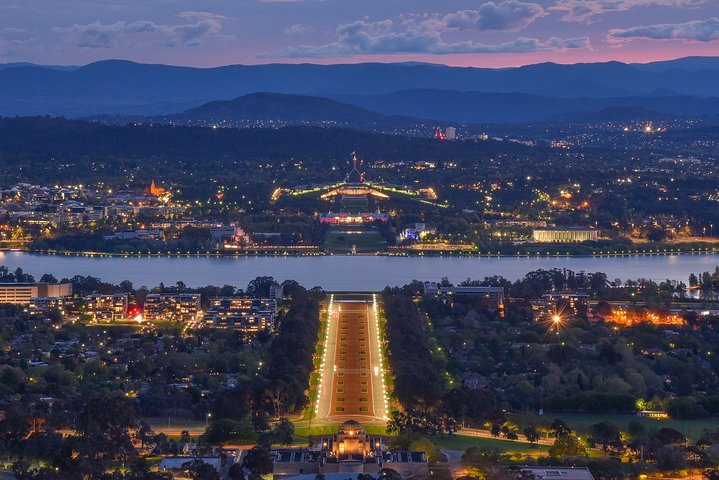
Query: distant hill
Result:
<box><xmin>332</xmin><ymin>90</ymin><xmax>719</xmax><ymax>124</ymax></box>
<box><xmin>169</xmin><ymin>92</ymin><xmax>422</xmax><ymax>129</ymax></box>
<box><xmin>548</xmin><ymin>107</ymin><xmax>680</xmax><ymax>123</ymax></box>
<box><xmin>3</xmin><ymin>57</ymin><xmax>719</xmax><ymax>118</ymax></box>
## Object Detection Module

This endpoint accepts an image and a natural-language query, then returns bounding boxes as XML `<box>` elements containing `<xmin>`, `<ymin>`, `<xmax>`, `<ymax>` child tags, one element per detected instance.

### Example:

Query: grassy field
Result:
<box><xmin>436</xmin><ymin>435</ymin><xmax>550</xmax><ymax>456</ymax></box>
<box><xmin>323</xmin><ymin>229</ymin><xmax>387</xmax><ymax>253</ymax></box>
<box><xmin>513</xmin><ymin>413</ymin><xmax>717</xmax><ymax>440</ymax></box>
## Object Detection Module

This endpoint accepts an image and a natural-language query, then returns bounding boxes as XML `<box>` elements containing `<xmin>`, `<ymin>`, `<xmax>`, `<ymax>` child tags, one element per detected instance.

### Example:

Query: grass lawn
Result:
<box><xmin>436</xmin><ymin>435</ymin><xmax>550</xmax><ymax>456</ymax></box>
<box><xmin>323</xmin><ymin>229</ymin><xmax>387</xmax><ymax>253</ymax></box>
<box><xmin>295</xmin><ymin>424</ymin><xmax>387</xmax><ymax>440</ymax></box>
<box><xmin>513</xmin><ymin>412</ymin><xmax>717</xmax><ymax>440</ymax></box>
<box><xmin>141</xmin><ymin>416</ymin><xmax>207</xmax><ymax>432</ymax></box>
<box><xmin>295</xmin><ymin>425</ymin><xmax>341</xmax><ymax>438</ymax></box>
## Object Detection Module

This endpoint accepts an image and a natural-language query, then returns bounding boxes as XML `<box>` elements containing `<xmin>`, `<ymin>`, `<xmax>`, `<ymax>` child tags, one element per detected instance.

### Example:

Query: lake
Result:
<box><xmin>0</xmin><ymin>251</ymin><xmax>717</xmax><ymax>290</ymax></box>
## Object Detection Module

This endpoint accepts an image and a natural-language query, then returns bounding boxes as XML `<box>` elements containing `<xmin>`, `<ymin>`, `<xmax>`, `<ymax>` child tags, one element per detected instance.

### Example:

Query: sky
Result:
<box><xmin>1</xmin><ymin>0</ymin><xmax>718</xmax><ymax>68</ymax></box>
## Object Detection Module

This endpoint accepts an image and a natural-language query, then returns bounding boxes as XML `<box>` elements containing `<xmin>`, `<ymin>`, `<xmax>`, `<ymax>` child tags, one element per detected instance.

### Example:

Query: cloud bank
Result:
<box><xmin>53</xmin><ymin>11</ymin><xmax>226</xmax><ymax>48</ymax></box>
<box><xmin>609</xmin><ymin>17</ymin><xmax>719</xmax><ymax>42</ymax></box>
<box><xmin>260</xmin><ymin>18</ymin><xmax>589</xmax><ymax>58</ymax></box>
<box><xmin>551</xmin><ymin>0</ymin><xmax>707</xmax><ymax>22</ymax></box>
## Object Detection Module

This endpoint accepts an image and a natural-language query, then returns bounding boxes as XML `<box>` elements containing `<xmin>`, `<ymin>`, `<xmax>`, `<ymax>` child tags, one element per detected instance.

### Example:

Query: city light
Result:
<box><xmin>315</xmin><ymin>294</ymin><xmax>334</xmax><ymax>416</ymax></box>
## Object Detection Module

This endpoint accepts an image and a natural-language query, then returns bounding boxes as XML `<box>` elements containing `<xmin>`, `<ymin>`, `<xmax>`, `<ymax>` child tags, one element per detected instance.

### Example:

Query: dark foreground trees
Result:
<box><xmin>382</xmin><ymin>290</ymin><xmax>445</xmax><ymax>411</ymax></box>
<box><xmin>263</xmin><ymin>289</ymin><xmax>322</xmax><ymax>415</ymax></box>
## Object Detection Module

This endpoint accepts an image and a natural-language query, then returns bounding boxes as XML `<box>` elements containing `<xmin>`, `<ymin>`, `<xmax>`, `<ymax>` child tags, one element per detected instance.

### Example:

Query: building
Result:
<box><xmin>400</xmin><ymin>223</ymin><xmax>436</xmax><ymax>242</ymax></box>
<box><xmin>445</xmin><ymin>127</ymin><xmax>457</xmax><ymax>141</ymax></box>
<box><xmin>103</xmin><ymin>229</ymin><xmax>165</xmax><ymax>241</ymax></box>
<box><xmin>211</xmin><ymin>224</ymin><xmax>252</xmax><ymax>246</ymax></box>
<box><xmin>319</xmin><ymin>212</ymin><xmax>389</xmax><ymax>225</ymax></box>
<box><xmin>424</xmin><ymin>283</ymin><xmax>505</xmax><ymax>311</ymax></box>
<box><xmin>203</xmin><ymin>297</ymin><xmax>277</xmax><ymax>332</ymax></box>
<box><xmin>27</xmin><ymin>297</ymin><xmax>70</xmax><ymax>315</ymax></box>
<box><xmin>0</xmin><ymin>283</ymin><xmax>72</xmax><ymax>305</ymax></box>
<box><xmin>85</xmin><ymin>294</ymin><xmax>128</xmax><ymax>322</ymax></box>
<box><xmin>273</xmin><ymin>421</ymin><xmax>428</xmax><ymax>479</ymax></box>
<box><xmin>143</xmin><ymin>294</ymin><xmax>201</xmax><ymax>322</ymax></box>
<box><xmin>501</xmin><ymin>466</ymin><xmax>594</xmax><ymax>480</ymax></box>
<box><xmin>542</xmin><ymin>292</ymin><xmax>590</xmax><ymax>317</ymax></box>
<box><xmin>532</xmin><ymin>227</ymin><xmax>598</xmax><ymax>243</ymax></box>
<box><xmin>269</xmin><ymin>284</ymin><xmax>284</xmax><ymax>300</ymax></box>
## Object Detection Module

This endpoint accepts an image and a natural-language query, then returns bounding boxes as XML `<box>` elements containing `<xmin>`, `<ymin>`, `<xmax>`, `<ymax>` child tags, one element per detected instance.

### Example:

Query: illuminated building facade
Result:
<box><xmin>542</xmin><ymin>292</ymin><xmax>589</xmax><ymax>317</ymax></box>
<box><xmin>272</xmin><ymin>421</ymin><xmax>428</xmax><ymax>479</ymax></box>
<box><xmin>203</xmin><ymin>298</ymin><xmax>277</xmax><ymax>332</ymax></box>
<box><xmin>532</xmin><ymin>227</ymin><xmax>598</xmax><ymax>243</ymax></box>
<box><xmin>85</xmin><ymin>294</ymin><xmax>128</xmax><ymax>322</ymax></box>
<box><xmin>271</xmin><ymin>152</ymin><xmax>439</xmax><ymax>206</ymax></box>
<box><xmin>143</xmin><ymin>293</ymin><xmax>201</xmax><ymax>322</ymax></box>
<box><xmin>0</xmin><ymin>282</ymin><xmax>72</xmax><ymax>305</ymax></box>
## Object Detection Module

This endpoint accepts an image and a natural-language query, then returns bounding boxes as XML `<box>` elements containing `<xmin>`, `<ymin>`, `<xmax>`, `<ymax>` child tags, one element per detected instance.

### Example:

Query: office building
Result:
<box><xmin>0</xmin><ymin>283</ymin><xmax>72</xmax><ymax>305</ymax></box>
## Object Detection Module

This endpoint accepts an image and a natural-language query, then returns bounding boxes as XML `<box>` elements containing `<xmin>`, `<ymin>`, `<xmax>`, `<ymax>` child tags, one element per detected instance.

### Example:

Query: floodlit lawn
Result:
<box><xmin>365</xmin><ymin>425</ymin><xmax>389</xmax><ymax>436</ymax></box>
<box><xmin>295</xmin><ymin>425</ymin><xmax>341</xmax><ymax>438</ymax></box>
<box><xmin>436</xmin><ymin>435</ymin><xmax>550</xmax><ymax>456</ymax></box>
<box><xmin>323</xmin><ymin>230</ymin><xmax>387</xmax><ymax>253</ymax></box>
<box><xmin>141</xmin><ymin>416</ymin><xmax>207</xmax><ymax>431</ymax></box>
<box><xmin>513</xmin><ymin>413</ymin><xmax>717</xmax><ymax>440</ymax></box>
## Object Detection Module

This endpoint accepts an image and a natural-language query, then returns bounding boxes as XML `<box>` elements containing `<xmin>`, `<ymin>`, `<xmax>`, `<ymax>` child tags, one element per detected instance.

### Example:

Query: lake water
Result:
<box><xmin>1</xmin><ymin>251</ymin><xmax>717</xmax><ymax>291</ymax></box>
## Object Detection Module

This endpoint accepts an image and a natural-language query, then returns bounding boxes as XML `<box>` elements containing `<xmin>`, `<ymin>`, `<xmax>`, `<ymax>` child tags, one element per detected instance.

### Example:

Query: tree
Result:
<box><xmin>656</xmin><ymin>445</ymin><xmax>687</xmax><ymax>470</ymax></box>
<box><xmin>272</xmin><ymin>418</ymin><xmax>295</xmax><ymax>446</ymax></box>
<box><xmin>655</xmin><ymin>428</ymin><xmax>687</xmax><ymax>446</ymax></box>
<box><xmin>379</xmin><ymin>468</ymin><xmax>402</xmax><ymax>480</ymax></box>
<box><xmin>228</xmin><ymin>464</ymin><xmax>245</xmax><ymax>480</ymax></box>
<box><xmin>242</xmin><ymin>446</ymin><xmax>274</xmax><ymax>476</ymax></box>
<box><xmin>704</xmin><ymin>470</ymin><xmax>719</xmax><ymax>480</ymax></box>
<box><xmin>627</xmin><ymin>421</ymin><xmax>646</xmax><ymax>439</ymax></box>
<box><xmin>591</xmin><ymin>421</ymin><xmax>621</xmax><ymax>453</ymax></box>
<box><xmin>549</xmin><ymin>433</ymin><xmax>587</xmax><ymax>457</ymax></box>
<box><xmin>524</xmin><ymin>425</ymin><xmax>541</xmax><ymax>444</ymax></box>
<box><xmin>490</xmin><ymin>423</ymin><xmax>501</xmax><ymax>437</ymax></box>
<box><xmin>183</xmin><ymin>459</ymin><xmax>220</xmax><ymax>480</ymax></box>
<box><xmin>204</xmin><ymin>419</ymin><xmax>254</xmax><ymax>444</ymax></box>
<box><xmin>549</xmin><ymin>419</ymin><xmax>571</xmax><ymax>437</ymax></box>
<box><xmin>246</xmin><ymin>277</ymin><xmax>277</xmax><ymax>298</ymax></box>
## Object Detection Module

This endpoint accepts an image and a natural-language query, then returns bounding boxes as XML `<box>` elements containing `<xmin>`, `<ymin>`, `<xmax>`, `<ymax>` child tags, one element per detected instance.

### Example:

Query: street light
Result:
<box><xmin>206</xmin><ymin>412</ymin><xmax>212</xmax><ymax>428</ymax></box>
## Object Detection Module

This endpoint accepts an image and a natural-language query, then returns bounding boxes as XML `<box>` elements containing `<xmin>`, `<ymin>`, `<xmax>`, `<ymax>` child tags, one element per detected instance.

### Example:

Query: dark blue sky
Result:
<box><xmin>1</xmin><ymin>0</ymin><xmax>718</xmax><ymax>67</ymax></box>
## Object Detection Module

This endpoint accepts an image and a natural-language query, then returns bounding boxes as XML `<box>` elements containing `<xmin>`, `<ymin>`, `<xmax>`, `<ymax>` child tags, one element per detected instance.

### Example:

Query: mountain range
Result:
<box><xmin>2</xmin><ymin>57</ymin><xmax>719</xmax><ymax>123</ymax></box>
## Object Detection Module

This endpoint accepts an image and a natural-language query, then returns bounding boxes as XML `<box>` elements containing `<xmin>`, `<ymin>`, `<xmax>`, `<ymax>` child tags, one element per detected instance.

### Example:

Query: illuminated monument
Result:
<box><xmin>271</xmin><ymin>152</ymin><xmax>440</xmax><ymax>226</ymax></box>
<box><xmin>272</xmin><ymin>420</ymin><xmax>428</xmax><ymax>479</ymax></box>
<box><xmin>272</xmin><ymin>152</ymin><xmax>438</xmax><ymax>204</ymax></box>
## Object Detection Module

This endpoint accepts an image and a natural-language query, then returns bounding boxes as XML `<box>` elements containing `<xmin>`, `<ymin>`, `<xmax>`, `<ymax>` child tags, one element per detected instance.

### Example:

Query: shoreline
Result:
<box><xmin>2</xmin><ymin>247</ymin><xmax>717</xmax><ymax>259</ymax></box>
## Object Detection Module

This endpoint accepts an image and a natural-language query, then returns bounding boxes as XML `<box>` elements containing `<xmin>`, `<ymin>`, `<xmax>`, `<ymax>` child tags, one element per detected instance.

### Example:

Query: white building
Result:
<box><xmin>445</xmin><ymin>127</ymin><xmax>457</xmax><ymax>141</ymax></box>
<box><xmin>532</xmin><ymin>227</ymin><xmax>598</xmax><ymax>243</ymax></box>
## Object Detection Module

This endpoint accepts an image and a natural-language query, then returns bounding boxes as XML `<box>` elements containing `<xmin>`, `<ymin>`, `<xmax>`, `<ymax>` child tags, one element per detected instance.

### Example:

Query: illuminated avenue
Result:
<box><xmin>315</xmin><ymin>294</ymin><xmax>388</xmax><ymax>425</ymax></box>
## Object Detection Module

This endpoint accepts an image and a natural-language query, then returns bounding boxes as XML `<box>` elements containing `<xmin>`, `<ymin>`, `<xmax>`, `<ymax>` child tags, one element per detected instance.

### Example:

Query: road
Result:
<box><xmin>314</xmin><ymin>294</ymin><xmax>388</xmax><ymax>425</ymax></box>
